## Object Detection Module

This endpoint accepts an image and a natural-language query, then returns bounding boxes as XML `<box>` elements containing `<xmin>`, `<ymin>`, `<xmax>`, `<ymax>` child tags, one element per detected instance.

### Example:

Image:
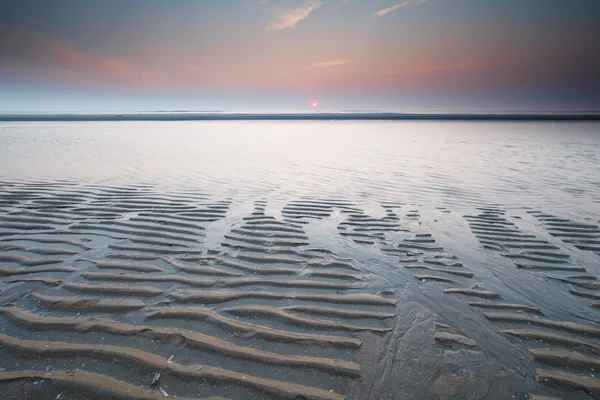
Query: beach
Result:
<box><xmin>1</xmin><ymin>120</ymin><xmax>599</xmax><ymax>399</ymax></box>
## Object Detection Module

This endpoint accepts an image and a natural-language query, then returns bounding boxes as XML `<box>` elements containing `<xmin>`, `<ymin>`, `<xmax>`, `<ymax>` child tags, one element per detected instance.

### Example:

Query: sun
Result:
<box><xmin>312</xmin><ymin>101</ymin><xmax>318</xmax><ymax>108</ymax></box>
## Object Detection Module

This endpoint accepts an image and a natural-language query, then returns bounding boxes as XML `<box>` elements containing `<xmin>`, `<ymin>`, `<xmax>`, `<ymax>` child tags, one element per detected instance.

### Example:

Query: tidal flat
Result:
<box><xmin>0</xmin><ymin>120</ymin><xmax>599</xmax><ymax>399</ymax></box>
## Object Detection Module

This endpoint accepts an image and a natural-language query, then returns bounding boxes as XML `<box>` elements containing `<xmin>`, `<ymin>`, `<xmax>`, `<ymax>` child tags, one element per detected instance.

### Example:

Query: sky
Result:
<box><xmin>0</xmin><ymin>0</ymin><xmax>599</xmax><ymax>112</ymax></box>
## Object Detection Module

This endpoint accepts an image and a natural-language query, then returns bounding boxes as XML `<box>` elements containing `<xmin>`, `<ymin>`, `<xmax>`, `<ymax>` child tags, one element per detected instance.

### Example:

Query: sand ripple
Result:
<box><xmin>0</xmin><ymin>181</ymin><xmax>599</xmax><ymax>399</ymax></box>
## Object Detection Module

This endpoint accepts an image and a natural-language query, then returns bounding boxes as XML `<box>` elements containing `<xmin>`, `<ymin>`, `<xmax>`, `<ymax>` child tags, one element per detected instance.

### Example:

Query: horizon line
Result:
<box><xmin>0</xmin><ymin>112</ymin><xmax>599</xmax><ymax>122</ymax></box>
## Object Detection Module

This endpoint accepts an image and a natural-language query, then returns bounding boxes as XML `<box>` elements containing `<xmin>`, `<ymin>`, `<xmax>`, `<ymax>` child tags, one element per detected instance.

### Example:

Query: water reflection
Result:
<box><xmin>0</xmin><ymin>120</ymin><xmax>598</xmax><ymax>216</ymax></box>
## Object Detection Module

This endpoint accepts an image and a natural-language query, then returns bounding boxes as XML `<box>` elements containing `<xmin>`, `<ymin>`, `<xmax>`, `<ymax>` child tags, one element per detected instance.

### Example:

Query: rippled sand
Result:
<box><xmin>0</xmin><ymin>121</ymin><xmax>599</xmax><ymax>399</ymax></box>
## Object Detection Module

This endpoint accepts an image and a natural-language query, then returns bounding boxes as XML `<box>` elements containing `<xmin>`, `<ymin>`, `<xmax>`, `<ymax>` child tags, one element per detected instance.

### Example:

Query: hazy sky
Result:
<box><xmin>1</xmin><ymin>0</ymin><xmax>599</xmax><ymax>112</ymax></box>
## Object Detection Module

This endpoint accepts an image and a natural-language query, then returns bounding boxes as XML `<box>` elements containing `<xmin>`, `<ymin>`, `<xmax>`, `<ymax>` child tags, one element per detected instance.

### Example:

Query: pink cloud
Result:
<box><xmin>374</xmin><ymin>0</ymin><xmax>429</xmax><ymax>18</ymax></box>
<box><xmin>0</xmin><ymin>26</ymin><xmax>166</xmax><ymax>88</ymax></box>
<box><xmin>293</xmin><ymin>59</ymin><xmax>519</xmax><ymax>91</ymax></box>
<box><xmin>387</xmin><ymin>60</ymin><xmax>503</xmax><ymax>76</ymax></box>
<box><xmin>0</xmin><ymin>28</ymin><xmax>20</xmax><ymax>47</ymax></box>
<box><xmin>265</xmin><ymin>1</ymin><xmax>323</xmax><ymax>32</ymax></box>
<box><xmin>187</xmin><ymin>64</ymin><xmax>203</xmax><ymax>72</ymax></box>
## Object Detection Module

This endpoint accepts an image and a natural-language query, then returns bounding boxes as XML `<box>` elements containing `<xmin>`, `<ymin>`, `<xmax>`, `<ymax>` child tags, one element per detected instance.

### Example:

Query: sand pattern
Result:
<box><xmin>1</xmin><ymin>182</ymin><xmax>600</xmax><ymax>399</ymax></box>
<box><xmin>0</xmin><ymin>183</ymin><xmax>398</xmax><ymax>400</ymax></box>
<box><xmin>465</xmin><ymin>207</ymin><xmax>600</xmax><ymax>398</ymax></box>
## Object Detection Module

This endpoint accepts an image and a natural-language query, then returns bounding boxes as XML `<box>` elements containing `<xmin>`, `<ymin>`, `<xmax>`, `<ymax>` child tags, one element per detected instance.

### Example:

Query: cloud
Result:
<box><xmin>311</xmin><ymin>59</ymin><xmax>354</xmax><ymax>68</ymax></box>
<box><xmin>330</xmin><ymin>0</ymin><xmax>351</xmax><ymax>11</ymax></box>
<box><xmin>188</xmin><ymin>64</ymin><xmax>203</xmax><ymax>72</ymax></box>
<box><xmin>0</xmin><ymin>26</ymin><xmax>165</xmax><ymax>87</ymax></box>
<box><xmin>266</xmin><ymin>1</ymin><xmax>323</xmax><ymax>32</ymax></box>
<box><xmin>374</xmin><ymin>0</ymin><xmax>429</xmax><ymax>17</ymax></box>
<box><xmin>387</xmin><ymin>60</ymin><xmax>501</xmax><ymax>75</ymax></box>
<box><xmin>0</xmin><ymin>27</ymin><xmax>20</xmax><ymax>46</ymax></box>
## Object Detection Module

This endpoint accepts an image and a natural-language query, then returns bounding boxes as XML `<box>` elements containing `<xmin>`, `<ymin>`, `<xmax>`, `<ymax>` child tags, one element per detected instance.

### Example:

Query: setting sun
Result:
<box><xmin>312</xmin><ymin>101</ymin><xmax>317</xmax><ymax>108</ymax></box>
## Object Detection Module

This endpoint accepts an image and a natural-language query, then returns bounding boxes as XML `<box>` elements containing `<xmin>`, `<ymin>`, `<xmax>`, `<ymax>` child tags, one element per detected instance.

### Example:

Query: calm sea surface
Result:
<box><xmin>0</xmin><ymin>121</ymin><xmax>598</xmax><ymax>217</ymax></box>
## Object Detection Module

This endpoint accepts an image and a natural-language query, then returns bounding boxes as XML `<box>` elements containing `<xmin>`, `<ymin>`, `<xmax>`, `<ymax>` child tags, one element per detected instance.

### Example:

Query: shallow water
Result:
<box><xmin>0</xmin><ymin>121</ymin><xmax>600</xmax><ymax>399</ymax></box>
<box><xmin>0</xmin><ymin>121</ymin><xmax>599</xmax><ymax>215</ymax></box>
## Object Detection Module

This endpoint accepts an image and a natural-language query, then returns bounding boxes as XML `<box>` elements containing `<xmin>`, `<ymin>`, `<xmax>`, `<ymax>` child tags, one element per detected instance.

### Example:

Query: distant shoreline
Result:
<box><xmin>0</xmin><ymin>112</ymin><xmax>599</xmax><ymax>122</ymax></box>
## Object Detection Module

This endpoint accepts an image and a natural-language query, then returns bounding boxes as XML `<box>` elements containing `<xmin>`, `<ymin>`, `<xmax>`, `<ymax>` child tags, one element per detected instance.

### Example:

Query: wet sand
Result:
<box><xmin>0</xmin><ymin>181</ymin><xmax>599</xmax><ymax>399</ymax></box>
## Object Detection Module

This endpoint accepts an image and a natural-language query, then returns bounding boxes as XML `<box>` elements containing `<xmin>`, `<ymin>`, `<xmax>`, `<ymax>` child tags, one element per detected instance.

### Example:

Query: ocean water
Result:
<box><xmin>0</xmin><ymin>120</ymin><xmax>598</xmax><ymax>216</ymax></box>
<box><xmin>1</xmin><ymin>120</ymin><xmax>600</xmax><ymax>399</ymax></box>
